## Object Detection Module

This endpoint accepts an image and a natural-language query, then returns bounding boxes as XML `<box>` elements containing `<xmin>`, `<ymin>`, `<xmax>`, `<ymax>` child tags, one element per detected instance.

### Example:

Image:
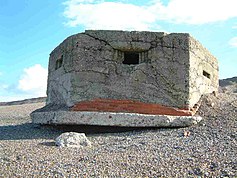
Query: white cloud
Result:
<box><xmin>0</xmin><ymin>71</ymin><xmax>2</xmax><ymax>76</ymax></box>
<box><xmin>229</xmin><ymin>37</ymin><xmax>237</xmax><ymax>47</ymax></box>
<box><xmin>63</xmin><ymin>1</ymin><xmax>157</xmax><ymax>30</ymax></box>
<box><xmin>18</xmin><ymin>64</ymin><xmax>47</xmax><ymax>97</ymax></box>
<box><xmin>150</xmin><ymin>0</ymin><xmax>237</xmax><ymax>24</ymax></box>
<box><xmin>63</xmin><ymin>0</ymin><xmax>237</xmax><ymax>30</ymax></box>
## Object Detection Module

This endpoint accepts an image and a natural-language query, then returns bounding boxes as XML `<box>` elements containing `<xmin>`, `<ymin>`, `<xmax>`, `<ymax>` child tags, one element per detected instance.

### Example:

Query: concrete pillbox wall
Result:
<box><xmin>46</xmin><ymin>30</ymin><xmax>218</xmax><ymax>112</ymax></box>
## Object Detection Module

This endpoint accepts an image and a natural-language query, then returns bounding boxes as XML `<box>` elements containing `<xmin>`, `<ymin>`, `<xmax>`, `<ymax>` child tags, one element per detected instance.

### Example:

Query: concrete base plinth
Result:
<box><xmin>31</xmin><ymin>111</ymin><xmax>202</xmax><ymax>127</ymax></box>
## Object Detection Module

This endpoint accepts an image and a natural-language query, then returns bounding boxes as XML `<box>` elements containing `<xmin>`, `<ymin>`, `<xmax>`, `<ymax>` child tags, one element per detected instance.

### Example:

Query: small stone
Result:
<box><xmin>204</xmin><ymin>172</ymin><xmax>209</xmax><ymax>177</ymax></box>
<box><xmin>210</xmin><ymin>162</ymin><xmax>218</xmax><ymax>171</ymax></box>
<box><xmin>193</xmin><ymin>167</ymin><xmax>203</xmax><ymax>176</ymax></box>
<box><xmin>212</xmin><ymin>91</ymin><xmax>218</xmax><ymax>97</ymax></box>
<box><xmin>55</xmin><ymin>132</ymin><xmax>91</xmax><ymax>148</ymax></box>
<box><xmin>183</xmin><ymin>131</ymin><xmax>191</xmax><ymax>137</ymax></box>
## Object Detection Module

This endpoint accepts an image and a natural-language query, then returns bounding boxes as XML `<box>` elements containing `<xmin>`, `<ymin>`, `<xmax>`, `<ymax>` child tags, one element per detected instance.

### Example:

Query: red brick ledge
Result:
<box><xmin>71</xmin><ymin>99</ymin><xmax>197</xmax><ymax>116</ymax></box>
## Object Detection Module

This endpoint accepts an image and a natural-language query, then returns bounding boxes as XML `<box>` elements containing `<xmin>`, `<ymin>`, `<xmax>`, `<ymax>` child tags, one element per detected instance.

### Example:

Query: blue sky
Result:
<box><xmin>0</xmin><ymin>0</ymin><xmax>236</xmax><ymax>101</ymax></box>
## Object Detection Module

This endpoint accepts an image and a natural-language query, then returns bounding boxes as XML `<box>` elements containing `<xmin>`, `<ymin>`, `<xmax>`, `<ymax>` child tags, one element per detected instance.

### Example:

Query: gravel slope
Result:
<box><xmin>0</xmin><ymin>103</ymin><xmax>45</xmax><ymax>124</ymax></box>
<box><xmin>0</xmin><ymin>92</ymin><xmax>236</xmax><ymax>177</ymax></box>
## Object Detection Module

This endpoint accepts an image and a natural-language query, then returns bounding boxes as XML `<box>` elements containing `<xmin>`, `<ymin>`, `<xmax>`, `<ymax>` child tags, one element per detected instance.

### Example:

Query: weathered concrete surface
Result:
<box><xmin>46</xmin><ymin>30</ymin><xmax>218</xmax><ymax>110</ymax></box>
<box><xmin>188</xmin><ymin>37</ymin><xmax>219</xmax><ymax>107</ymax></box>
<box><xmin>32</xmin><ymin>30</ymin><xmax>218</xmax><ymax>127</ymax></box>
<box><xmin>31</xmin><ymin>111</ymin><xmax>202</xmax><ymax>127</ymax></box>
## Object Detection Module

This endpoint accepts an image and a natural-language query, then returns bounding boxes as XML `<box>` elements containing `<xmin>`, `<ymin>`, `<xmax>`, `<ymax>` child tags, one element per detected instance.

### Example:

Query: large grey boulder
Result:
<box><xmin>55</xmin><ymin>132</ymin><xmax>91</xmax><ymax>148</ymax></box>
